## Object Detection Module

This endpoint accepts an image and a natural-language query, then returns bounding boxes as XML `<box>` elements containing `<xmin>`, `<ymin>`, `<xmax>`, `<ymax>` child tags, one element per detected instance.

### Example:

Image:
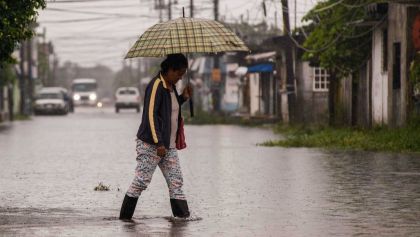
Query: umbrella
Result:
<box><xmin>125</xmin><ymin>16</ymin><xmax>250</xmax><ymax>116</ymax></box>
<box><xmin>125</xmin><ymin>17</ymin><xmax>249</xmax><ymax>58</ymax></box>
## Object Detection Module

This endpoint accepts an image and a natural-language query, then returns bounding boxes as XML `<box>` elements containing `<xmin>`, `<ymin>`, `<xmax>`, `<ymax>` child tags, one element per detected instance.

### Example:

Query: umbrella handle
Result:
<box><xmin>189</xmin><ymin>97</ymin><xmax>194</xmax><ymax>117</ymax></box>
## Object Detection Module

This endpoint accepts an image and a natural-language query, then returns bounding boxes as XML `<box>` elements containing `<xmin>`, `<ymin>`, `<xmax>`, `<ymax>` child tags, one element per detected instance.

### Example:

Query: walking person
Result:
<box><xmin>119</xmin><ymin>53</ymin><xmax>192</xmax><ymax>220</ymax></box>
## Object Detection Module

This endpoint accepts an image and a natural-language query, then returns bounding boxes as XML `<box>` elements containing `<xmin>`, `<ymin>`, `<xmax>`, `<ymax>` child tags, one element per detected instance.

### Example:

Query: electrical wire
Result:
<box><xmin>286</xmin><ymin>1</ymin><xmax>363</xmax><ymax>54</ymax></box>
<box><xmin>313</xmin><ymin>0</ymin><xmax>345</xmax><ymax>13</ymax></box>
<box><xmin>39</xmin><ymin>16</ymin><xmax>111</xmax><ymax>23</ymax></box>
<box><xmin>343</xmin><ymin>14</ymin><xmax>388</xmax><ymax>39</ymax></box>
<box><xmin>46</xmin><ymin>0</ymin><xmax>142</xmax><ymax>3</ymax></box>
<box><xmin>45</xmin><ymin>7</ymin><xmax>140</xmax><ymax>18</ymax></box>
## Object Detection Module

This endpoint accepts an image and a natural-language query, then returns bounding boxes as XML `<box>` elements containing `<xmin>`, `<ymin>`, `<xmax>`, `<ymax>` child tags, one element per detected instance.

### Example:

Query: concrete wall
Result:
<box><xmin>371</xmin><ymin>24</ymin><xmax>389</xmax><ymax>125</ymax></box>
<box><xmin>295</xmin><ymin>61</ymin><xmax>329</xmax><ymax>124</ymax></box>
<box><xmin>337</xmin><ymin>75</ymin><xmax>353</xmax><ymax>125</ymax></box>
<box><xmin>356</xmin><ymin>63</ymin><xmax>372</xmax><ymax>127</ymax></box>
<box><xmin>249</xmin><ymin>73</ymin><xmax>260</xmax><ymax>116</ymax></box>
<box><xmin>0</xmin><ymin>86</ymin><xmax>10</xmax><ymax>122</ymax></box>
<box><xmin>388</xmin><ymin>3</ymin><xmax>408</xmax><ymax>126</ymax></box>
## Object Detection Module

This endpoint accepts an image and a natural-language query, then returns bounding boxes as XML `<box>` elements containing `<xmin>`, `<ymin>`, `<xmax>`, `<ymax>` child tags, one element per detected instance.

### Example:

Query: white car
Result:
<box><xmin>34</xmin><ymin>87</ymin><xmax>69</xmax><ymax>115</ymax></box>
<box><xmin>115</xmin><ymin>87</ymin><xmax>141</xmax><ymax>113</ymax></box>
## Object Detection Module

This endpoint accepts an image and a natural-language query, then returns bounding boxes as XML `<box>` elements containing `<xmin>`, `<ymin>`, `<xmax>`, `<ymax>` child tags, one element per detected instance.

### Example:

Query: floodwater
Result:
<box><xmin>1</xmin><ymin>107</ymin><xmax>420</xmax><ymax>236</ymax></box>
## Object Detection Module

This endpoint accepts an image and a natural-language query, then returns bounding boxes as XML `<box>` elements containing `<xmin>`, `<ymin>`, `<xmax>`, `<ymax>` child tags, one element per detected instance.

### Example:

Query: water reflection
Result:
<box><xmin>321</xmin><ymin>151</ymin><xmax>420</xmax><ymax>236</ymax></box>
<box><xmin>1</xmin><ymin>108</ymin><xmax>420</xmax><ymax>236</ymax></box>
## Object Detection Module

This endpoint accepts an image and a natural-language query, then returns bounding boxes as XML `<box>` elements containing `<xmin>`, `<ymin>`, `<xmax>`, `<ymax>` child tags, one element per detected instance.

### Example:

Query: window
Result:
<box><xmin>72</xmin><ymin>83</ymin><xmax>97</xmax><ymax>92</ymax></box>
<box><xmin>382</xmin><ymin>29</ymin><xmax>388</xmax><ymax>72</ymax></box>
<box><xmin>312</xmin><ymin>67</ymin><xmax>330</xmax><ymax>92</ymax></box>
<box><xmin>38</xmin><ymin>93</ymin><xmax>63</xmax><ymax>99</ymax></box>
<box><xmin>393</xmin><ymin>42</ymin><xmax>401</xmax><ymax>89</ymax></box>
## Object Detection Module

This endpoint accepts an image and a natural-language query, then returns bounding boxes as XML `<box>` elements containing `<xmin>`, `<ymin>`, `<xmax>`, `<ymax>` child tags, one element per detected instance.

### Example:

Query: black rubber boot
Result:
<box><xmin>119</xmin><ymin>194</ymin><xmax>138</xmax><ymax>220</ymax></box>
<box><xmin>170</xmin><ymin>199</ymin><xmax>190</xmax><ymax>218</ymax></box>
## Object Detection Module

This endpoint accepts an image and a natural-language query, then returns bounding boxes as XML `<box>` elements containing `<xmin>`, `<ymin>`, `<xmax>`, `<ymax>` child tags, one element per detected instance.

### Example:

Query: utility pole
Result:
<box><xmin>275</xmin><ymin>11</ymin><xmax>278</xmax><ymax>30</ymax></box>
<box><xmin>42</xmin><ymin>27</ymin><xmax>49</xmax><ymax>87</ymax></box>
<box><xmin>281</xmin><ymin>0</ymin><xmax>296</xmax><ymax>122</ymax></box>
<box><xmin>214</xmin><ymin>0</ymin><xmax>219</xmax><ymax>21</ymax></box>
<box><xmin>19</xmin><ymin>41</ymin><xmax>27</xmax><ymax>115</ymax></box>
<box><xmin>168</xmin><ymin>0</ymin><xmax>172</xmax><ymax>20</ymax></box>
<box><xmin>212</xmin><ymin>0</ymin><xmax>221</xmax><ymax>112</ymax></box>
<box><xmin>27</xmin><ymin>38</ymin><xmax>34</xmax><ymax>114</ymax></box>
<box><xmin>190</xmin><ymin>0</ymin><xmax>193</xmax><ymax>18</ymax></box>
<box><xmin>0</xmin><ymin>66</ymin><xmax>3</xmax><ymax>116</ymax></box>
<box><xmin>294</xmin><ymin>0</ymin><xmax>297</xmax><ymax>30</ymax></box>
<box><xmin>155</xmin><ymin>0</ymin><xmax>163</xmax><ymax>23</ymax></box>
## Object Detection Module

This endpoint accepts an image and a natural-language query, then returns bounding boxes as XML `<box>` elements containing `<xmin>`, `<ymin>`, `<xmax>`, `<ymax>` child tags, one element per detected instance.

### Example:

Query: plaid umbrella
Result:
<box><xmin>125</xmin><ymin>17</ymin><xmax>249</xmax><ymax>58</ymax></box>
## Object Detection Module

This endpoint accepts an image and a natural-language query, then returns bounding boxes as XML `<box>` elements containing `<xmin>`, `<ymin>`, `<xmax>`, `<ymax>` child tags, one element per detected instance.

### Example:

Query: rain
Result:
<box><xmin>1</xmin><ymin>0</ymin><xmax>420</xmax><ymax>236</ymax></box>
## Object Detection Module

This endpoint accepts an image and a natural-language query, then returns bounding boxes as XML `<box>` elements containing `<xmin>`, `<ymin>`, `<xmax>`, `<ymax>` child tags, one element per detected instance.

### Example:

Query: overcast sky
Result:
<box><xmin>37</xmin><ymin>0</ymin><xmax>318</xmax><ymax>71</ymax></box>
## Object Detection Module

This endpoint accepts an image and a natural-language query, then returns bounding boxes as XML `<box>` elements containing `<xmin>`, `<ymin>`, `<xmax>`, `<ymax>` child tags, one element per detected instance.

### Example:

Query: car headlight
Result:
<box><xmin>73</xmin><ymin>94</ymin><xmax>81</xmax><ymax>100</ymax></box>
<box><xmin>89</xmin><ymin>93</ymin><xmax>97</xmax><ymax>101</ymax></box>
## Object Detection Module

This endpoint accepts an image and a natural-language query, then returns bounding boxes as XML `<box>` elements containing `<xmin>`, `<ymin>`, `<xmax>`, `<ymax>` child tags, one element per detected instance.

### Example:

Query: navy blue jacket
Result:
<box><xmin>137</xmin><ymin>74</ymin><xmax>186</xmax><ymax>149</ymax></box>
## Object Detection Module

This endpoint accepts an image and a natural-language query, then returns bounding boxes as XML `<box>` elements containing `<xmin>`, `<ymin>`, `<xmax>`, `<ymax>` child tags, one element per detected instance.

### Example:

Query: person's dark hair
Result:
<box><xmin>160</xmin><ymin>53</ymin><xmax>188</xmax><ymax>74</ymax></box>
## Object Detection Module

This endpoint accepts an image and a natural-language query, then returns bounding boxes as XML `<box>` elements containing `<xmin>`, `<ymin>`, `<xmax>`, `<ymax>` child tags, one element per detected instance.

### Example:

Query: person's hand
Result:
<box><xmin>182</xmin><ymin>84</ymin><xmax>193</xmax><ymax>99</ymax></box>
<box><xmin>157</xmin><ymin>145</ymin><xmax>167</xmax><ymax>157</ymax></box>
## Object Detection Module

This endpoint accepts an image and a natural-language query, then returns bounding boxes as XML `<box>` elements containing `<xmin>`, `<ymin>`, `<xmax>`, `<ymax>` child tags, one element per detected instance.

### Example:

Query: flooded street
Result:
<box><xmin>1</xmin><ymin>107</ymin><xmax>420</xmax><ymax>236</ymax></box>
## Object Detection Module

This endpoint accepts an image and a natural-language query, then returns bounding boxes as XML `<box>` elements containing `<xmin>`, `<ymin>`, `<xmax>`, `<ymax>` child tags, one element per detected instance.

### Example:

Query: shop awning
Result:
<box><xmin>247</xmin><ymin>63</ymin><xmax>274</xmax><ymax>73</ymax></box>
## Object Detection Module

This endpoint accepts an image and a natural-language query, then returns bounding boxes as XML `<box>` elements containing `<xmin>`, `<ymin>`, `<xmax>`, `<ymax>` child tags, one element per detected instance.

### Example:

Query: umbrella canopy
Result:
<box><xmin>125</xmin><ymin>17</ymin><xmax>249</xmax><ymax>58</ymax></box>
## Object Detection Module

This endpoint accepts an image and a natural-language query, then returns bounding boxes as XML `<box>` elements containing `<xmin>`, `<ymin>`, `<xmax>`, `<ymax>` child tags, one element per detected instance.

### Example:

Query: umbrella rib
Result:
<box><xmin>167</xmin><ymin>27</ymin><xmax>172</xmax><ymax>56</ymax></box>
<box><xmin>174</xmin><ymin>19</ymin><xmax>180</xmax><ymax>54</ymax></box>
<box><xmin>183</xmin><ymin>18</ymin><xmax>190</xmax><ymax>53</ymax></box>
<box><xmin>200</xmin><ymin>22</ymin><xmax>208</xmax><ymax>53</ymax></box>
<box><xmin>191</xmin><ymin>19</ymin><xmax>198</xmax><ymax>53</ymax></box>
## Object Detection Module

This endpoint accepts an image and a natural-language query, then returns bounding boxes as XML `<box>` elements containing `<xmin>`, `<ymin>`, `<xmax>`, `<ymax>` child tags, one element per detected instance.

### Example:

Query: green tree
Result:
<box><xmin>302</xmin><ymin>0</ymin><xmax>380</xmax><ymax>75</ymax></box>
<box><xmin>0</xmin><ymin>62</ymin><xmax>16</xmax><ymax>85</ymax></box>
<box><xmin>301</xmin><ymin>0</ymin><xmax>382</xmax><ymax>125</ymax></box>
<box><xmin>0</xmin><ymin>0</ymin><xmax>46</xmax><ymax>64</ymax></box>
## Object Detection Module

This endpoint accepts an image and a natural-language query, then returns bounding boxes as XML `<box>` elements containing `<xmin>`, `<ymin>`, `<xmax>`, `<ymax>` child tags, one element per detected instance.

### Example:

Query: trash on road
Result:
<box><xmin>94</xmin><ymin>182</ymin><xmax>110</xmax><ymax>191</ymax></box>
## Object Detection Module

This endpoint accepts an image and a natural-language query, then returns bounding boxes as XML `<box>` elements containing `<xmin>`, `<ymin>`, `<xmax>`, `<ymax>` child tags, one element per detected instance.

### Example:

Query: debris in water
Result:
<box><xmin>94</xmin><ymin>182</ymin><xmax>110</xmax><ymax>191</ymax></box>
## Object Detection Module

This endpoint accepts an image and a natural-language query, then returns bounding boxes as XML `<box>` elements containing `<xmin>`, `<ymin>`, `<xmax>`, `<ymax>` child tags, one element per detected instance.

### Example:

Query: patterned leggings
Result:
<box><xmin>126</xmin><ymin>139</ymin><xmax>186</xmax><ymax>200</ymax></box>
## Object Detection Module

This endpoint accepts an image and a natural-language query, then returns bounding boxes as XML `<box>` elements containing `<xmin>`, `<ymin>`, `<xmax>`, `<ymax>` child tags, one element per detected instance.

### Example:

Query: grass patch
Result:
<box><xmin>14</xmin><ymin>114</ymin><xmax>31</xmax><ymax>121</ymax></box>
<box><xmin>183</xmin><ymin>110</ymin><xmax>276</xmax><ymax>126</ymax></box>
<box><xmin>261</xmin><ymin>119</ymin><xmax>420</xmax><ymax>153</ymax></box>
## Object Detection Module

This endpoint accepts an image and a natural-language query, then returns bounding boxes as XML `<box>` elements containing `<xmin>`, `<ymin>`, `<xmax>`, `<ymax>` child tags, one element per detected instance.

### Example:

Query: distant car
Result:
<box><xmin>34</xmin><ymin>87</ymin><xmax>70</xmax><ymax>115</ymax></box>
<box><xmin>115</xmin><ymin>87</ymin><xmax>141</xmax><ymax>113</ymax></box>
<box><xmin>72</xmin><ymin>78</ymin><xmax>98</xmax><ymax>107</ymax></box>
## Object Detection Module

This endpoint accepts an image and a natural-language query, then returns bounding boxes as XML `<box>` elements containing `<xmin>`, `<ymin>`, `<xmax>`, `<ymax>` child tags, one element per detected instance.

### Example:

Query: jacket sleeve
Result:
<box><xmin>148</xmin><ymin>79</ymin><xmax>164</xmax><ymax>146</ymax></box>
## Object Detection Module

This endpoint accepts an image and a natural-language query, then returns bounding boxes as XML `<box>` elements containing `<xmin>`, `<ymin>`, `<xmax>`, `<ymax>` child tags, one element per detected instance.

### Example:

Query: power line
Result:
<box><xmin>287</xmin><ymin>5</ymin><xmax>362</xmax><ymax>53</ymax></box>
<box><xmin>39</xmin><ymin>16</ymin><xmax>111</xmax><ymax>23</ymax></box>
<box><xmin>342</xmin><ymin>14</ymin><xmax>388</xmax><ymax>39</ymax></box>
<box><xmin>57</xmin><ymin>3</ymin><xmax>142</xmax><ymax>9</ymax></box>
<box><xmin>340</xmin><ymin>1</ymin><xmax>373</xmax><ymax>9</ymax></box>
<box><xmin>45</xmin><ymin>7</ymin><xmax>140</xmax><ymax>18</ymax></box>
<box><xmin>313</xmin><ymin>0</ymin><xmax>345</xmax><ymax>13</ymax></box>
<box><xmin>46</xmin><ymin>0</ymin><xmax>141</xmax><ymax>3</ymax></box>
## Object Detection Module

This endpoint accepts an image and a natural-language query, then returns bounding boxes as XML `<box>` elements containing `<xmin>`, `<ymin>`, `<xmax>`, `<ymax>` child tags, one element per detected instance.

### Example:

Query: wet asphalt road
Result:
<box><xmin>1</xmin><ymin>107</ymin><xmax>420</xmax><ymax>236</ymax></box>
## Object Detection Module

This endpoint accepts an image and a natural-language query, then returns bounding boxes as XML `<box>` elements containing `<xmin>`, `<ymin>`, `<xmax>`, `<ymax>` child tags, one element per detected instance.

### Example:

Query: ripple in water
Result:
<box><xmin>166</xmin><ymin>215</ymin><xmax>203</xmax><ymax>222</ymax></box>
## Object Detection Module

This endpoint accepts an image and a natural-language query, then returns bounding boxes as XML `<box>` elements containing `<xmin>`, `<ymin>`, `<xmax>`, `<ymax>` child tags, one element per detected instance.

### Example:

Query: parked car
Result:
<box><xmin>115</xmin><ymin>87</ymin><xmax>141</xmax><ymax>113</ymax></box>
<box><xmin>34</xmin><ymin>87</ymin><xmax>70</xmax><ymax>115</ymax></box>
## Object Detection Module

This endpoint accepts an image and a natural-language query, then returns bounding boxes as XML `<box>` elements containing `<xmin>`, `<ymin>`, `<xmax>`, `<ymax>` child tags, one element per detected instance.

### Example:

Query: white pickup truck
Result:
<box><xmin>115</xmin><ymin>87</ymin><xmax>141</xmax><ymax>113</ymax></box>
